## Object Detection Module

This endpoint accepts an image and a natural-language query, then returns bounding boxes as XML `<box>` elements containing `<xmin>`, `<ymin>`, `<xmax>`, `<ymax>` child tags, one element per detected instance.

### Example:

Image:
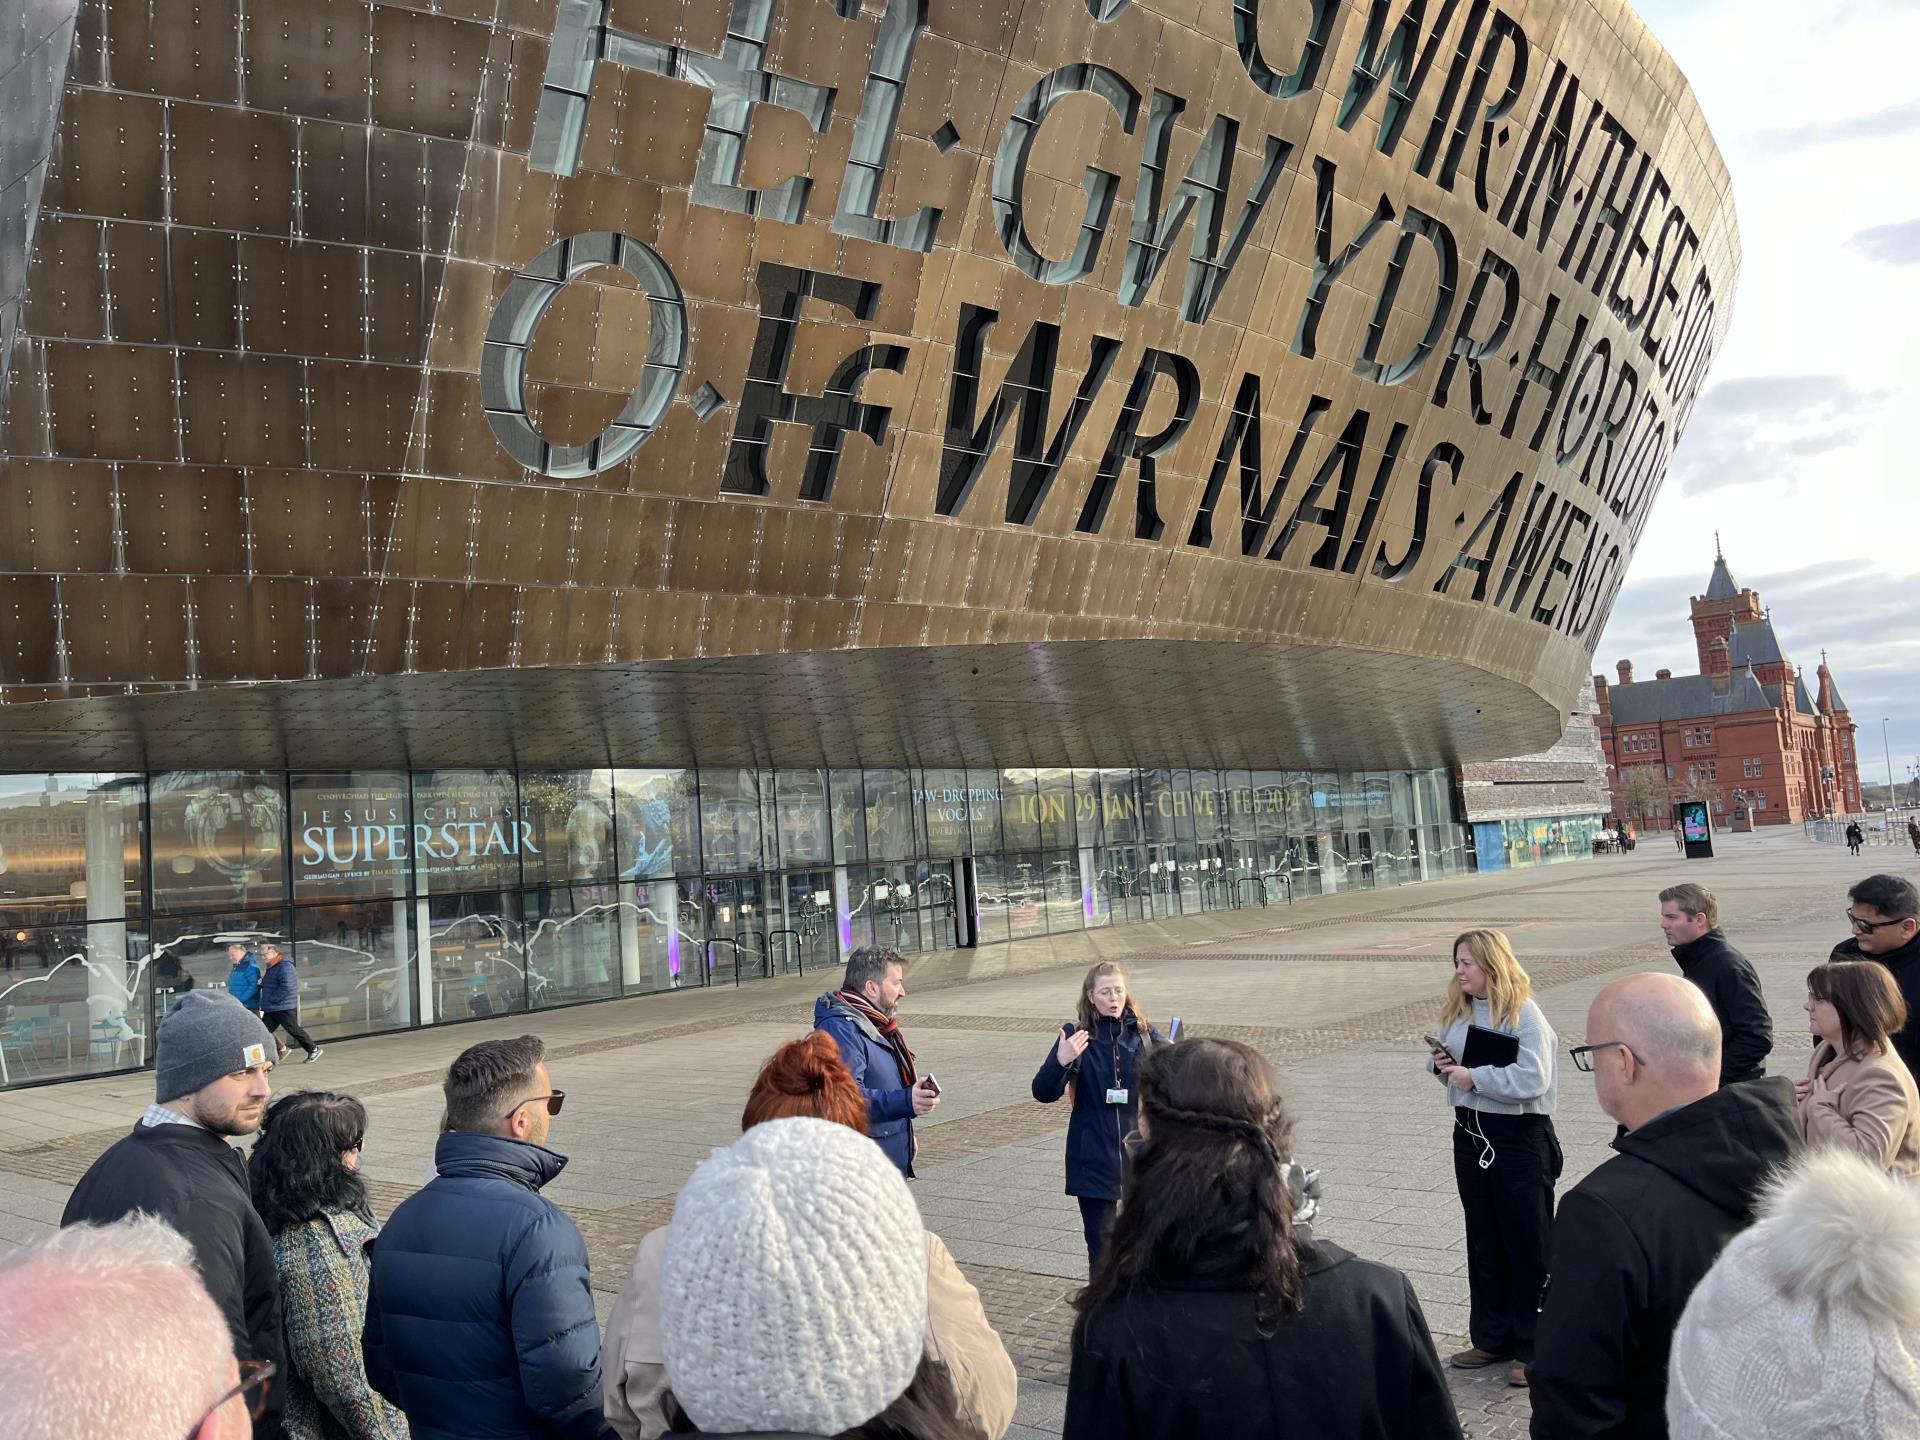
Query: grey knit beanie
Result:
<box><xmin>154</xmin><ymin>991</ymin><xmax>276</xmax><ymax>1102</ymax></box>
<box><xmin>1668</xmin><ymin>1149</ymin><xmax>1920</xmax><ymax>1439</ymax></box>
<box><xmin>660</xmin><ymin>1117</ymin><xmax>928</xmax><ymax>1435</ymax></box>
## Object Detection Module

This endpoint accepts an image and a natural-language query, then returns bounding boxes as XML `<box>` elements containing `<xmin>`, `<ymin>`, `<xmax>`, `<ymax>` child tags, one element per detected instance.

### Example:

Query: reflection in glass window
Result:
<box><xmin>524</xmin><ymin>884</ymin><xmax>622</xmax><ymax>1007</ymax></box>
<box><xmin>699</xmin><ymin>769</ymin><xmax>764</xmax><ymax>874</ymax></box>
<box><xmin>830</xmin><ymin>770</ymin><xmax>866</xmax><ymax>864</ymax></box>
<box><xmin>290</xmin><ymin>772</ymin><xmax>411</xmax><ymax>904</ymax></box>
<box><xmin>291</xmin><ymin>901</ymin><xmax>415</xmax><ymax>1037</ymax></box>
<box><xmin>774</xmin><ymin>770</ymin><xmax>831</xmax><ymax>868</ymax></box>
<box><xmin>0</xmin><ymin>922</ymin><xmax>146</xmax><ymax>1084</ymax></box>
<box><xmin>0</xmin><ymin>774</ymin><xmax>144</xmax><ymax>928</ymax></box>
<box><xmin>423</xmin><ymin>891</ymin><xmax>526</xmax><ymax>1021</ymax></box>
<box><xmin>151</xmin><ymin>771</ymin><xmax>288</xmax><ymax>916</ymax></box>
<box><xmin>1000</xmin><ymin>769</ymin><xmax>1039</xmax><ymax>852</ymax></box>
<box><xmin>863</xmin><ymin>770</ymin><xmax>913</xmax><ymax>861</ymax></box>
<box><xmin>520</xmin><ymin>772</ymin><xmax>617</xmax><ymax>887</ymax></box>
<box><xmin>412</xmin><ymin>771</ymin><xmax>526</xmax><ymax>895</ymax></box>
<box><xmin>614</xmin><ymin>769</ymin><xmax>698</xmax><ymax>880</ymax></box>
<box><xmin>917</xmin><ymin>768</ymin><xmax>970</xmax><ymax>858</ymax></box>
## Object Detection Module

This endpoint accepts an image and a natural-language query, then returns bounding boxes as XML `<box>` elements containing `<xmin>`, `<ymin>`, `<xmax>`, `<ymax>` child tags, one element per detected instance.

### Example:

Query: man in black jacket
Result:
<box><xmin>61</xmin><ymin>990</ymin><xmax>284</xmax><ymax>1440</ymax></box>
<box><xmin>1659</xmin><ymin>882</ymin><xmax>1773</xmax><ymax>1085</ymax></box>
<box><xmin>1530</xmin><ymin>973</ymin><xmax>1799</xmax><ymax>1439</ymax></box>
<box><xmin>1830</xmin><ymin>873</ymin><xmax>1920</xmax><ymax>1077</ymax></box>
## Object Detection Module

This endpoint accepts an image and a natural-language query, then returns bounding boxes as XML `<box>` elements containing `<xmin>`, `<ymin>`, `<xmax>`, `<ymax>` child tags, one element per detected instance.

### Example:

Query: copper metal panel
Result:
<box><xmin>3</xmin><ymin>0</ymin><xmax>1739</xmax><ymax>773</ymax></box>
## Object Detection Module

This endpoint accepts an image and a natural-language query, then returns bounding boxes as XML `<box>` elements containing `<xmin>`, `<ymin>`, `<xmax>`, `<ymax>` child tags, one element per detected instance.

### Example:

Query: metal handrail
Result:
<box><xmin>766</xmin><ymin>927</ymin><xmax>802</xmax><ymax>976</ymax></box>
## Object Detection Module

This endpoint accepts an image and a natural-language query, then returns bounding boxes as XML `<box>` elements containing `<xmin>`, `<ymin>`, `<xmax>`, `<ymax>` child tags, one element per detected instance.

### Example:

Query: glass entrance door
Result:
<box><xmin>700</xmin><ymin>874</ymin><xmax>765</xmax><ymax>980</ymax></box>
<box><xmin>776</xmin><ymin>870</ymin><xmax>838</xmax><ymax>975</ymax></box>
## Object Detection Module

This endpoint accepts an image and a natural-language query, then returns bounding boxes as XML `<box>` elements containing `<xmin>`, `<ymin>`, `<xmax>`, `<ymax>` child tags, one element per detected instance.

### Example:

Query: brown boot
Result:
<box><xmin>1448</xmin><ymin>1346</ymin><xmax>1509</xmax><ymax>1369</ymax></box>
<box><xmin>1507</xmin><ymin>1362</ymin><xmax>1530</xmax><ymax>1388</ymax></box>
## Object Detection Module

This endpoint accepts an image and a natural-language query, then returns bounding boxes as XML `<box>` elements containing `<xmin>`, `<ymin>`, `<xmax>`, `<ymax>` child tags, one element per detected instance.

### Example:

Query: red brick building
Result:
<box><xmin>1595</xmin><ymin>549</ymin><xmax>1862</xmax><ymax>829</ymax></box>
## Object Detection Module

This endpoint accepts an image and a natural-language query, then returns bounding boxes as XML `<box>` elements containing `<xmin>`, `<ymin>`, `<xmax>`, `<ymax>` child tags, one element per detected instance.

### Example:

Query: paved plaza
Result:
<box><xmin>2</xmin><ymin>828</ymin><xmax>1907</xmax><ymax>1438</ymax></box>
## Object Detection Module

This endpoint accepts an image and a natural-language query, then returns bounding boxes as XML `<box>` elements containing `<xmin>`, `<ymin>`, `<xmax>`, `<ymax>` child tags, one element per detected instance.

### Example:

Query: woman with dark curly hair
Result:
<box><xmin>1064</xmin><ymin>1038</ymin><xmax>1461</xmax><ymax>1439</ymax></box>
<box><xmin>248</xmin><ymin>1091</ymin><xmax>408</xmax><ymax>1440</ymax></box>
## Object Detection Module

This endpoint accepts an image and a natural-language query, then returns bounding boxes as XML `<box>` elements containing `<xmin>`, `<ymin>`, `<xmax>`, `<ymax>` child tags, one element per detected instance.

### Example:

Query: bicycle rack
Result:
<box><xmin>766</xmin><ymin>928</ymin><xmax>802</xmax><ymax>976</ymax></box>
<box><xmin>703</xmin><ymin>937</ymin><xmax>743</xmax><ymax>987</ymax></box>
<box><xmin>737</xmin><ymin>930</ymin><xmax>769</xmax><ymax>979</ymax></box>
<box><xmin>1236</xmin><ymin>876</ymin><xmax>1269</xmax><ymax>909</ymax></box>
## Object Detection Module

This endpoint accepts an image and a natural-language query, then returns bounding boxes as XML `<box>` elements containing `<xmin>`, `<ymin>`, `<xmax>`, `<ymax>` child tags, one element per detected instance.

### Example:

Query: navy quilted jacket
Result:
<box><xmin>362</xmin><ymin>1132</ymin><xmax>614</xmax><ymax>1440</ymax></box>
<box><xmin>259</xmin><ymin>957</ymin><xmax>300</xmax><ymax>1011</ymax></box>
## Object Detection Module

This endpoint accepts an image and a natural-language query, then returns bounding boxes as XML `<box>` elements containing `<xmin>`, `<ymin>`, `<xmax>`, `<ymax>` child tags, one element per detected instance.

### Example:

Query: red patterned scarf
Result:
<box><xmin>834</xmin><ymin>989</ymin><xmax>917</xmax><ymax>1087</ymax></box>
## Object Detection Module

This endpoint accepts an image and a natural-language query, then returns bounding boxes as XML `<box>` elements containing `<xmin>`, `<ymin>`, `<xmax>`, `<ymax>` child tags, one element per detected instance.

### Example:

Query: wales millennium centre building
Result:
<box><xmin>0</xmin><ymin>0</ymin><xmax>1734</xmax><ymax>1085</ymax></box>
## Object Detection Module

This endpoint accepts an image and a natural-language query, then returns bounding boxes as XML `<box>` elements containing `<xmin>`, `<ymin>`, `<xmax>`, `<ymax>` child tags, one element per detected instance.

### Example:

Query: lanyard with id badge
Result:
<box><xmin>1107</xmin><ymin>1035</ymin><xmax>1129</xmax><ymax>1106</ymax></box>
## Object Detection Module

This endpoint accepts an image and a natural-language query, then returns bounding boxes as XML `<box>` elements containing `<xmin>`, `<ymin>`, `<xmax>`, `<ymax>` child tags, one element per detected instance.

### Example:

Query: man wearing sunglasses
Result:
<box><xmin>363</xmin><ymin>1034</ymin><xmax>614</xmax><ymax>1440</ymax></box>
<box><xmin>1829</xmin><ymin>874</ymin><xmax>1920</xmax><ymax>1079</ymax></box>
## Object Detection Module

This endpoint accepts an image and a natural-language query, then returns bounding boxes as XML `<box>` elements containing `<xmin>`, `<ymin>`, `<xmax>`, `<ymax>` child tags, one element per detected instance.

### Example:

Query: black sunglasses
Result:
<box><xmin>502</xmin><ymin>1089</ymin><xmax>566</xmax><ymax>1120</ymax></box>
<box><xmin>185</xmin><ymin>1359</ymin><xmax>274</xmax><ymax>1437</ymax></box>
<box><xmin>1846</xmin><ymin>910</ymin><xmax>1910</xmax><ymax>934</ymax></box>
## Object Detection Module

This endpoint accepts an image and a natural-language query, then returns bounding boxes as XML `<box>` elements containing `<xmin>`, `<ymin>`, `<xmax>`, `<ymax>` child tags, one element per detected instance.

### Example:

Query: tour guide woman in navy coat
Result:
<box><xmin>1033</xmin><ymin>961</ymin><xmax>1163</xmax><ymax>1264</ymax></box>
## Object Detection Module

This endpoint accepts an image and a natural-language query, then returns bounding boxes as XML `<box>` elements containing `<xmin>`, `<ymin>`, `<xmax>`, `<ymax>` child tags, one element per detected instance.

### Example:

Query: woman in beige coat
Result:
<box><xmin>1798</xmin><ymin>961</ymin><xmax>1920</xmax><ymax>1178</ymax></box>
<box><xmin>604</xmin><ymin>1032</ymin><xmax>1017</xmax><ymax>1440</ymax></box>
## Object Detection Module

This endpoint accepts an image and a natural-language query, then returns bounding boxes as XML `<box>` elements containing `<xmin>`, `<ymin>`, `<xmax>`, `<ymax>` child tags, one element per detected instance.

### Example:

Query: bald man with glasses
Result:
<box><xmin>1529</xmin><ymin>974</ymin><xmax>1799</xmax><ymax>1439</ymax></box>
<box><xmin>363</xmin><ymin>1035</ymin><xmax>614</xmax><ymax>1440</ymax></box>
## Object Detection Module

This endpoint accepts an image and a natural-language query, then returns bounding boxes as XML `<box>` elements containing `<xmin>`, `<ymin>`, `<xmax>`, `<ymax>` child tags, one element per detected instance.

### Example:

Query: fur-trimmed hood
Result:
<box><xmin>1668</xmin><ymin>1149</ymin><xmax>1920</xmax><ymax>1439</ymax></box>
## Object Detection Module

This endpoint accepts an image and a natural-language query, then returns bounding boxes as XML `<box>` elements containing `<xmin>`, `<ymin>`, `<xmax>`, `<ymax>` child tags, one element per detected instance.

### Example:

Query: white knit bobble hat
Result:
<box><xmin>660</xmin><ymin>1116</ymin><xmax>929</xmax><ymax>1435</ymax></box>
<box><xmin>1667</xmin><ymin>1149</ymin><xmax>1920</xmax><ymax>1440</ymax></box>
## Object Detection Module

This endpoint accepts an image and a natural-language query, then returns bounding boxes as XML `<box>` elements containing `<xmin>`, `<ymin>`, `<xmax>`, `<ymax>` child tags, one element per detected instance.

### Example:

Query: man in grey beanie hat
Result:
<box><xmin>62</xmin><ymin>990</ymin><xmax>287</xmax><ymax>1439</ymax></box>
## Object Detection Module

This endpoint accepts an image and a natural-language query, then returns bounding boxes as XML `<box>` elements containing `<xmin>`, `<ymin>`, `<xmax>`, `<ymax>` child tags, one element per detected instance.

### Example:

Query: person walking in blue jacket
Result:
<box><xmin>1032</xmin><ymin>961</ymin><xmax>1163</xmax><ymax>1266</ymax></box>
<box><xmin>224</xmin><ymin>940</ymin><xmax>263</xmax><ymax>1012</ymax></box>
<box><xmin>258</xmin><ymin>941</ymin><xmax>322</xmax><ymax>1064</ymax></box>
<box><xmin>363</xmin><ymin>1035</ymin><xmax>614</xmax><ymax>1440</ymax></box>
<box><xmin>814</xmin><ymin>946</ymin><xmax>940</xmax><ymax>1176</ymax></box>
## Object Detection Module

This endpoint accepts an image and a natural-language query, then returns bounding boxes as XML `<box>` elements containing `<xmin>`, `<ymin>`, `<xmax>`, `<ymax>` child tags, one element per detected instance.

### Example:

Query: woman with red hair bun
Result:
<box><xmin>739</xmin><ymin>1031</ymin><xmax>871</xmax><ymax>1133</ymax></box>
<box><xmin>602</xmin><ymin>1032</ymin><xmax>1017</xmax><ymax>1440</ymax></box>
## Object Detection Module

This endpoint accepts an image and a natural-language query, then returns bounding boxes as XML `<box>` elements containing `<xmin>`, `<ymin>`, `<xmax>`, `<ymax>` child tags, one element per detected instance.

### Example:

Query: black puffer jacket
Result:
<box><xmin>1670</xmin><ymin>929</ymin><xmax>1773</xmax><ymax>1085</ymax></box>
<box><xmin>1031</xmin><ymin>1011</ymin><xmax>1161</xmax><ymax>1200</ymax></box>
<box><xmin>62</xmin><ymin>1122</ymin><xmax>286</xmax><ymax>1439</ymax></box>
<box><xmin>1528</xmin><ymin>1077</ymin><xmax>1800</xmax><ymax>1439</ymax></box>
<box><xmin>1830</xmin><ymin>929</ymin><xmax>1920</xmax><ymax>1080</ymax></box>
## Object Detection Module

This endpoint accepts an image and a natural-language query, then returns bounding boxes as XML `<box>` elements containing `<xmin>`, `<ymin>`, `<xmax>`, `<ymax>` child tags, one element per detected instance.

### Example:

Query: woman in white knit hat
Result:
<box><xmin>1667</xmin><ymin>1148</ymin><xmax>1920</xmax><ymax>1439</ymax></box>
<box><xmin>655</xmin><ymin>1116</ymin><xmax>980</xmax><ymax>1440</ymax></box>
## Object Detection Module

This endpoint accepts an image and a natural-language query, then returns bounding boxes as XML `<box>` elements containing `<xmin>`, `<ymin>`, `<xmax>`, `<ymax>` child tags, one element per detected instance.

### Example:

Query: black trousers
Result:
<box><xmin>1452</xmin><ymin>1110</ymin><xmax>1558</xmax><ymax>1362</ymax></box>
<box><xmin>1078</xmin><ymin>1197</ymin><xmax>1117</xmax><ymax>1268</ymax></box>
<box><xmin>262</xmin><ymin>1009</ymin><xmax>316</xmax><ymax>1056</ymax></box>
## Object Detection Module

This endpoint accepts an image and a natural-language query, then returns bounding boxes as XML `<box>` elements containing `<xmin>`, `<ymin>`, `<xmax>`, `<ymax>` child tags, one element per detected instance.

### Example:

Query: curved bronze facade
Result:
<box><xmin>1</xmin><ymin>0</ymin><xmax>1736</xmax><ymax>771</ymax></box>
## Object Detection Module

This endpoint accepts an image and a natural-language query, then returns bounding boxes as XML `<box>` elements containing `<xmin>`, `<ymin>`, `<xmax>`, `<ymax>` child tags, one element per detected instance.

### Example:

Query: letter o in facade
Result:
<box><xmin>481</xmin><ymin>231</ymin><xmax>687</xmax><ymax>479</ymax></box>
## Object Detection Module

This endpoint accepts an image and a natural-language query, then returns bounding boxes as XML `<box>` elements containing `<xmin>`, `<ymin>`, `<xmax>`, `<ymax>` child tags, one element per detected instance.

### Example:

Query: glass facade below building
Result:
<box><xmin>0</xmin><ymin>765</ymin><xmax>1466</xmax><ymax>1088</ymax></box>
<box><xmin>1470</xmin><ymin>815</ymin><xmax>1609</xmax><ymax>872</ymax></box>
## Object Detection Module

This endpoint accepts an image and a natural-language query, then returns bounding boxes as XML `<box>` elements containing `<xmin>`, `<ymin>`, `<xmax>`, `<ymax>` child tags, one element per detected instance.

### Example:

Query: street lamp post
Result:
<box><xmin>1885</xmin><ymin>719</ymin><xmax>1897</xmax><ymax>809</ymax></box>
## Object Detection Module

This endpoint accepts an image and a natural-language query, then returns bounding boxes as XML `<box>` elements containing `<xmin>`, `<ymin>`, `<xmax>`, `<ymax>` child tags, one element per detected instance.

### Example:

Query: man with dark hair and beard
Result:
<box><xmin>61</xmin><ymin>990</ymin><xmax>285</xmax><ymax>1440</ymax></box>
<box><xmin>816</xmin><ymin>945</ymin><xmax>941</xmax><ymax>1175</ymax></box>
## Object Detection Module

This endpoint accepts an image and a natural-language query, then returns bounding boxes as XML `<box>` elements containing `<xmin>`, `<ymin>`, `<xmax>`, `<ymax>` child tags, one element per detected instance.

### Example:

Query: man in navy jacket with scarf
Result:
<box><xmin>815</xmin><ymin>945</ymin><xmax>940</xmax><ymax>1175</ymax></box>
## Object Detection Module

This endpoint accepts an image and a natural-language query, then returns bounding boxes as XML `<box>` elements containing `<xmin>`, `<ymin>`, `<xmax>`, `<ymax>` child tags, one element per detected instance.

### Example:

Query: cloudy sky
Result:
<box><xmin>1594</xmin><ymin>0</ymin><xmax>1920</xmax><ymax>787</ymax></box>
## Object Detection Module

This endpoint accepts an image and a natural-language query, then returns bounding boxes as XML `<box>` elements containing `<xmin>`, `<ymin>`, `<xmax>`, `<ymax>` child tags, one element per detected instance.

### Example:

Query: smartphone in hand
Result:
<box><xmin>921</xmin><ymin>1074</ymin><xmax>941</xmax><ymax>1096</ymax></box>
